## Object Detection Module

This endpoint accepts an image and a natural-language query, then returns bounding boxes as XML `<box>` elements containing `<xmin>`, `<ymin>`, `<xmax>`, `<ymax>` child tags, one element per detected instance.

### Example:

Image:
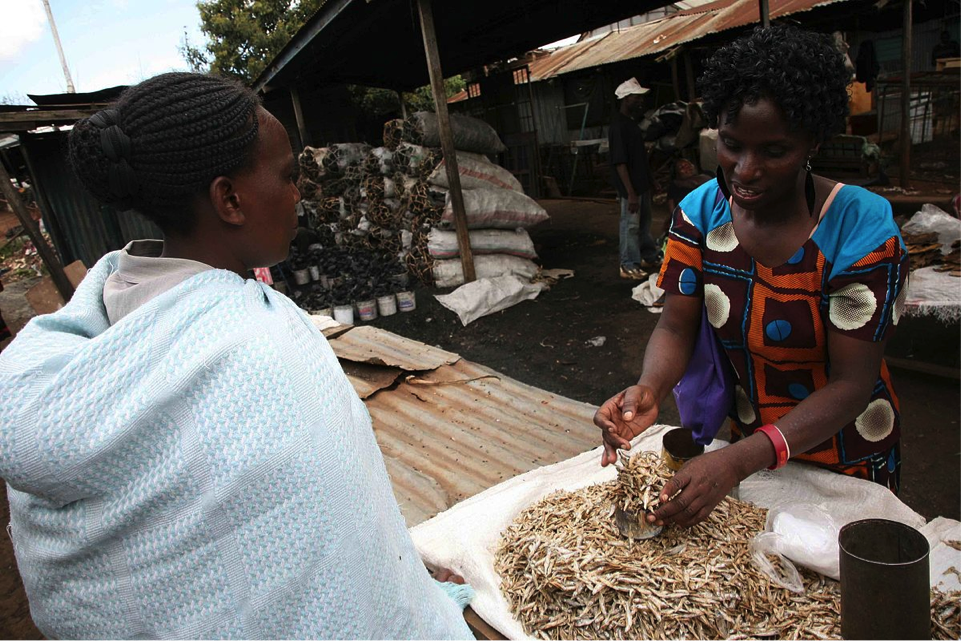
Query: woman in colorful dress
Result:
<box><xmin>594</xmin><ymin>25</ymin><xmax>908</xmax><ymax>527</ymax></box>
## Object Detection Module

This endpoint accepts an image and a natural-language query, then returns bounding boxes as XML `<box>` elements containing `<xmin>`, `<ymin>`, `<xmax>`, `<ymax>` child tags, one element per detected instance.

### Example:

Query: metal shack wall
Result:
<box><xmin>21</xmin><ymin>131</ymin><xmax>160</xmax><ymax>267</ymax></box>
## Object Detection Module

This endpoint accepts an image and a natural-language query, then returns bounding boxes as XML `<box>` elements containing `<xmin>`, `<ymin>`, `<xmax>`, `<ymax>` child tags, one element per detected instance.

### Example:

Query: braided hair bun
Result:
<box><xmin>69</xmin><ymin>72</ymin><xmax>261</xmax><ymax>233</ymax></box>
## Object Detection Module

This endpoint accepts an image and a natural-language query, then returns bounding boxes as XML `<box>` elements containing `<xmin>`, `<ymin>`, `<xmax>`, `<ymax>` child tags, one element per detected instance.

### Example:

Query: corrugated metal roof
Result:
<box><xmin>527</xmin><ymin>0</ymin><xmax>851</xmax><ymax>81</ymax></box>
<box><xmin>330</xmin><ymin>327</ymin><xmax>599</xmax><ymax>527</ymax></box>
<box><xmin>329</xmin><ymin>325</ymin><xmax>461</xmax><ymax>370</ymax></box>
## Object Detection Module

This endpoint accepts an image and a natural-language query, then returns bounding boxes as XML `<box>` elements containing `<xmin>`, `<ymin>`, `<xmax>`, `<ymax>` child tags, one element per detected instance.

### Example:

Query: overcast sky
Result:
<box><xmin>0</xmin><ymin>0</ymin><xmax>205</xmax><ymax>101</ymax></box>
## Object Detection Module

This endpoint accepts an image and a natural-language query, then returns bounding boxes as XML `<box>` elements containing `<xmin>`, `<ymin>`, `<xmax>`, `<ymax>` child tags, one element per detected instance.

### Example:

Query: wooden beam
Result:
<box><xmin>684</xmin><ymin>51</ymin><xmax>696</xmax><ymax>102</ymax></box>
<box><xmin>0</xmin><ymin>108</ymin><xmax>99</xmax><ymax>125</ymax></box>
<box><xmin>759</xmin><ymin>0</ymin><xmax>770</xmax><ymax>27</ymax></box>
<box><xmin>463</xmin><ymin>607</ymin><xmax>505</xmax><ymax>640</ymax></box>
<box><xmin>416</xmin><ymin>0</ymin><xmax>476</xmax><ymax>283</ymax></box>
<box><xmin>290</xmin><ymin>87</ymin><xmax>310</xmax><ymax>149</ymax></box>
<box><xmin>0</xmin><ymin>160</ymin><xmax>74</xmax><ymax>301</ymax></box>
<box><xmin>671</xmin><ymin>55</ymin><xmax>681</xmax><ymax>101</ymax></box>
<box><xmin>885</xmin><ymin>355</ymin><xmax>959</xmax><ymax>380</ymax></box>
<box><xmin>899</xmin><ymin>0</ymin><xmax>912</xmax><ymax>190</ymax></box>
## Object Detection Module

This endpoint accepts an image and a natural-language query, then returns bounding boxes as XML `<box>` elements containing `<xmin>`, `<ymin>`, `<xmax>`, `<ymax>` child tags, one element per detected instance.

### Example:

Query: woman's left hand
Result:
<box><xmin>649</xmin><ymin>448</ymin><xmax>741</xmax><ymax>528</ymax></box>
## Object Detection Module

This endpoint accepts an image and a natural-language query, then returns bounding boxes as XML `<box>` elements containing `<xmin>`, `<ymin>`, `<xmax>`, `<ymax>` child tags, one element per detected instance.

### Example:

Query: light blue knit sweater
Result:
<box><xmin>0</xmin><ymin>252</ymin><xmax>473</xmax><ymax>639</ymax></box>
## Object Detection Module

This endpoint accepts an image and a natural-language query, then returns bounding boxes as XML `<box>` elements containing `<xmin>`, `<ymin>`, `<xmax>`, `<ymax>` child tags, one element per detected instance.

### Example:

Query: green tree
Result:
<box><xmin>180</xmin><ymin>0</ymin><xmax>325</xmax><ymax>83</ymax></box>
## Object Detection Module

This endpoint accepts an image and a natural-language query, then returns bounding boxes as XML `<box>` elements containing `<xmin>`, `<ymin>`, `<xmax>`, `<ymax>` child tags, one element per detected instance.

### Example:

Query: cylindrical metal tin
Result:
<box><xmin>839</xmin><ymin>519</ymin><xmax>930</xmax><ymax>640</ymax></box>
<box><xmin>661</xmin><ymin>428</ymin><xmax>704</xmax><ymax>471</ymax></box>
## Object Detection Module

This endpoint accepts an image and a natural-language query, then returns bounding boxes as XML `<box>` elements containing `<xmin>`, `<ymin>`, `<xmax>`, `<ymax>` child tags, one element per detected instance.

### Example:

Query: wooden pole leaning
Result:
<box><xmin>415</xmin><ymin>0</ymin><xmax>476</xmax><ymax>283</ymax></box>
<box><xmin>290</xmin><ymin>87</ymin><xmax>311</xmax><ymax>150</ymax></box>
<box><xmin>0</xmin><ymin>161</ymin><xmax>75</xmax><ymax>301</ymax></box>
<box><xmin>899</xmin><ymin>0</ymin><xmax>913</xmax><ymax>190</ymax></box>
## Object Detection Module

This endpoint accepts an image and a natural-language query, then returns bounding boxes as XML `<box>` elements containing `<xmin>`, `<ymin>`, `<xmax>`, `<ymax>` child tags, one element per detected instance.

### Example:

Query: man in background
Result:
<box><xmin>609</xmin><ymin>78</ymin><xmax>659</xmax><ymax>280</ymax></box>
<box><xmin>931</xmin><ymin>31</ymin><xmax>960</xmax><ymax>67</ymax></box>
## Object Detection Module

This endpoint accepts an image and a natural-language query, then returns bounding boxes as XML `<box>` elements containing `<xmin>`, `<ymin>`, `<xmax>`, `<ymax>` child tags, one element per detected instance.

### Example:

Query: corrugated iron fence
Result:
<box><xmin>21</xmin><ymin>131</ymin><xmax>160</xmax><ymax>267</ymax></box>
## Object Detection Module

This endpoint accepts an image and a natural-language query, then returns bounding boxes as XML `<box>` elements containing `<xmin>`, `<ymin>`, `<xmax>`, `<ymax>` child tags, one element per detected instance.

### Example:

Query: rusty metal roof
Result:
<box><xmin>328</xmin><ymin>325</ymin><xmax>460</xmax><ymax>370</ymax></box>
<box><xmin>328</xmin><ymin>325</ymin><xmax>599</xmax><ymax>527</ymax></box>
<box><xmin>527</xmin><ymin>0</ymin><xmax>851</xmax><ymax>81</ymax></box>
<box><xmin>367</xmin><ymin>359</ymin><xmax>599</xmax><ymax>526</ymax></box>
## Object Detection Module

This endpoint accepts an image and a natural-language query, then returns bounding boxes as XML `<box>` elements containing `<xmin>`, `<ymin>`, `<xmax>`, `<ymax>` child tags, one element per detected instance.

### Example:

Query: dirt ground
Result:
<box><xmin>0</xmin><ymin>199</ymin><xmax>958</xmax><ymax>639</ymax></box>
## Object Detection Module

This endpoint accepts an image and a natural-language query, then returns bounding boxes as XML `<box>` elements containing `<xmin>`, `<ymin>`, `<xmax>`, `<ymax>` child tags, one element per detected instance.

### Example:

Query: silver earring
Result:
<box><xmin>805</xmin><ymin>158</ymin><xmax>812</xmax><ymax>172</ymax></box>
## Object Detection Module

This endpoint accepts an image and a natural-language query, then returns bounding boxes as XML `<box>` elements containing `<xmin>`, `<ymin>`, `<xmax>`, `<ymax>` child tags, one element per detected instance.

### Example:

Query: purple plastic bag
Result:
<box><xmin>672</xmin><ymin>306</ymin><xmax>735</xmax><ymax>445</ymax></box>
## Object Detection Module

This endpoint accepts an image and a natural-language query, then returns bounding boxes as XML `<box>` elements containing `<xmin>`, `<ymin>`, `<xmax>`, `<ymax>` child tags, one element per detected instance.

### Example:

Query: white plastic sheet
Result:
<box><xmin>410</xmin><ymin>423</ymin><xmax>957</xmax><ymax>640</ymax></box>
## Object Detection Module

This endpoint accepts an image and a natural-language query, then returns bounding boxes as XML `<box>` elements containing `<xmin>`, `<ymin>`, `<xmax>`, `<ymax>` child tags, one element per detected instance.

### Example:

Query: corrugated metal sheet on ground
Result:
<box><xmin>328</xmin><ymin>325</ymin><xmax>460</xmax><ymax>370</ymax></box>
<box><xmin>358</xmin><ymin>356</ymin><xmax>599</xmax><ymax>527</ymax></box>
<box><xmin>528</xmin><ymin>0</ymin><xmax>851</xmax><ymax>81</ymax></box>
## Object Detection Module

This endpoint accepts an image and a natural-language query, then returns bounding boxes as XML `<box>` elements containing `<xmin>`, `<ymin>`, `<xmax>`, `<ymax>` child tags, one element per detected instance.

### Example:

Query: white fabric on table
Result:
<box><xmin>902</xmin><ymin>204</ymin><xmax>961</xmax><ymax>322</ymax></box>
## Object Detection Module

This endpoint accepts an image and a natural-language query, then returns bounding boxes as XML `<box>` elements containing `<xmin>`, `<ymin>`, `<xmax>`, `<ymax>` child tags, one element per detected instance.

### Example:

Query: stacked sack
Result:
<box><xmin>386</xmin><ymin>111</ymin><xmax>549</xmax><ymax>288</ymax></box>
<box><xmin>296</xmin><ymin>112</ymin><xmax>549</xmax><ymax>292</ymax></box>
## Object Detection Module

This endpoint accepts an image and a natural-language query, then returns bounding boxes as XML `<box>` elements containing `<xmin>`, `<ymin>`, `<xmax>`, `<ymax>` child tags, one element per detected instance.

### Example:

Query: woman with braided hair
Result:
<box><xmin>0</xmin><ymin>72</ymin><xmax>472</xmax><ymax>639</ymax></box>
<box><xmin>594</xmin><ymin>26</ymin><xmax>909</xmax><ymax>526</ymax></box>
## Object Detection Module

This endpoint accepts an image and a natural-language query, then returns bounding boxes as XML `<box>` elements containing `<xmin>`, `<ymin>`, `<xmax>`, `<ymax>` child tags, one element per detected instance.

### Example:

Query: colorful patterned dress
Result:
<box><xmin>658</xmin><ymin>180</ymin><xmax>909</xmax><ymax>491</ymax></box>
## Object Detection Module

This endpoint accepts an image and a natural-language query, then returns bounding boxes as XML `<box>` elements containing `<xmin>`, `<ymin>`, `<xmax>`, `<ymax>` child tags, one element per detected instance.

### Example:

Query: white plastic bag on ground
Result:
<box><xmin>429</xmin><ymin>156</ymin><xmax>523</xmax><ymax>192</ymax></box>
<box><xmin>441</xmin><ymin>188</ymin><xmax>549</xmax><ymax>230</ymax></box>
<box><xmin>428</xmin><ymin>228</ymin><xmax>536</xmax><ymax>260</ymax></box>
<box><xmin>435</xmin><ymin>275</ymin><xmax>547</xmax><ymax>326</ymax></box>
<box><xmin>631</xmin><ymin>272</ymin><xmax>664</xmax><ymax>313</ymax></box>
<box><xmin>749</xmin><ymin>504</ymin><xmax>840</xmax><ymax>593</ymax></box>
<box><xmin>433</xmin><ymin>255</ymin><xmax>538</xmax><ymax>289</ymax></box>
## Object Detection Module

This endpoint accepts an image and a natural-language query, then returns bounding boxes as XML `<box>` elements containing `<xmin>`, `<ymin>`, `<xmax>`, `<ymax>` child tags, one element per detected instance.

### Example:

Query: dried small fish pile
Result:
<box><xmin>902</xmin><ymin>230</ymin><xmax>945</xmax><ymax>271</ymax></box>
<box><xmin>495</xmin><ymin>452</ymin><xmax>961</xmax><ymax>640</ymax></box>
<box><xmin>611</xmin><ymin>451</ymin><xmax>673</xmax><ymax>515</ymax></box>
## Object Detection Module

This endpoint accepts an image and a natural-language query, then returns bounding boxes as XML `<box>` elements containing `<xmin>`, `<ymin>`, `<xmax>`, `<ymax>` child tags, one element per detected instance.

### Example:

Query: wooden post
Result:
<box><xmin>759</xmin><ymin>0</ymin><xmax>770</xmax><ymax>27</ymax></box>
<box><xmin>0</xmin><ymin>160</ymin><xmax>74</xmax><ymax>301</ymax></box>
<box><xmin>671</xmin><ymin>55</ymin><xmax>681</xmax><ymax>100</ymax></box>
<box><xmin>899</xmin><ymin>0</ymin><xmax>912</xmax><ymax>190</ymax></box>
<box><xmin>290</xmin><ymin>86</ymin><xmax>311</xmax><ymax>150</ymax></box>
<box><xmin>684</xmin><ymin>51</ymin><xmax>696</xmax><ymax>102</ymax></box>
<box><xmin>396</xmin><ymin>90</ymin><xmax>409</xmax><ymax>119</ymax></box>
<box><xmin>416</xmin><ymin>0</ymin><xmax>475</xmax><ymax>282</ymax></box>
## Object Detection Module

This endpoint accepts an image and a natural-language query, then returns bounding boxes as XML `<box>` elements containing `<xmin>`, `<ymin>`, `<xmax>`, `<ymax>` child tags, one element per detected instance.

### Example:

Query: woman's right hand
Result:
<box><xmin>593</xmin><ymin>385</ymin><xmax>660</xmax><ymax>466</ymax></box>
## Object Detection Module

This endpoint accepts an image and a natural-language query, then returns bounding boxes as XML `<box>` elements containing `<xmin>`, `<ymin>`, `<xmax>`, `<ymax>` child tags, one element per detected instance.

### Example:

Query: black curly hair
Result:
<box><xmin>68</xmin><ymin>72</ymin><xmax>262</xmax><ymax>233</ymax></box>
<box><xmin>698</xmin><ymin>25</ymin><xmax>851</xmax><ymax>143</ymax></box>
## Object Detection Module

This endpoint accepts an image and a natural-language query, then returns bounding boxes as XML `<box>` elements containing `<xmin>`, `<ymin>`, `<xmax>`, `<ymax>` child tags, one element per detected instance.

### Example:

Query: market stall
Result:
<box><xmin>318</xmin><ymin>317</ymin><xmax>960</xmax><ymax>641</ymax></box>
<box><xmin>411</xmin><ymin>423</ymin><xmax>961</xmax><ymax>640</ymax></box>
<box><xmin>888</xmin><ymin>204</ymin><xmax>961</xmax><ymax>376</ymax></box>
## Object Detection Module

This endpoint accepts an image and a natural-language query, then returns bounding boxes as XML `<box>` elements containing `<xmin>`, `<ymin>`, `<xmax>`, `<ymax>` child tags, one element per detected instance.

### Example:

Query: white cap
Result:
<box><xmin>615</xmin><ymin>77</ymin><xmax>650</xmax><ymax>99</ymax></box>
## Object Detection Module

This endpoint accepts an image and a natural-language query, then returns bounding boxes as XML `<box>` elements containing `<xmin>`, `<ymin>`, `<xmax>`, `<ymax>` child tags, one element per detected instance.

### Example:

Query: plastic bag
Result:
<box><xmin>749</xmin><ymin>504</ymin><xmax>840</xmax><ymax>593</ymax></box>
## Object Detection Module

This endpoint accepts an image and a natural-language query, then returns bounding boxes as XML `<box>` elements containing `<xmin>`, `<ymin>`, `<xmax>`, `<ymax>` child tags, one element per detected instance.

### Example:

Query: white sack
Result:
<box><xmin>432</xmin><ymin>255</ymin><xmax>538</xmax><ymax>289</ymax></box>
<box><xmin>441</xmin><ymin>188</ymin><xmax>549</xmax><ymax>230</ymax></box>
<box><xmin>410</xmin><ymin>423</ymin><xmax>944</xmax><ymax>641</ymax></box>
<box><xmin>435</xmin><ymin>275</ymin><xmax>547</xmax><ymax>326</ymax></box>
<box><xmin>429</xmin><ymin>156</ymin><xmax>523</xmax><ymax>192</ymax></box>
<box><xmin>428</xmin><ymin>228</ymin><xmax>537</xmax><ymax>260</ymax></box>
